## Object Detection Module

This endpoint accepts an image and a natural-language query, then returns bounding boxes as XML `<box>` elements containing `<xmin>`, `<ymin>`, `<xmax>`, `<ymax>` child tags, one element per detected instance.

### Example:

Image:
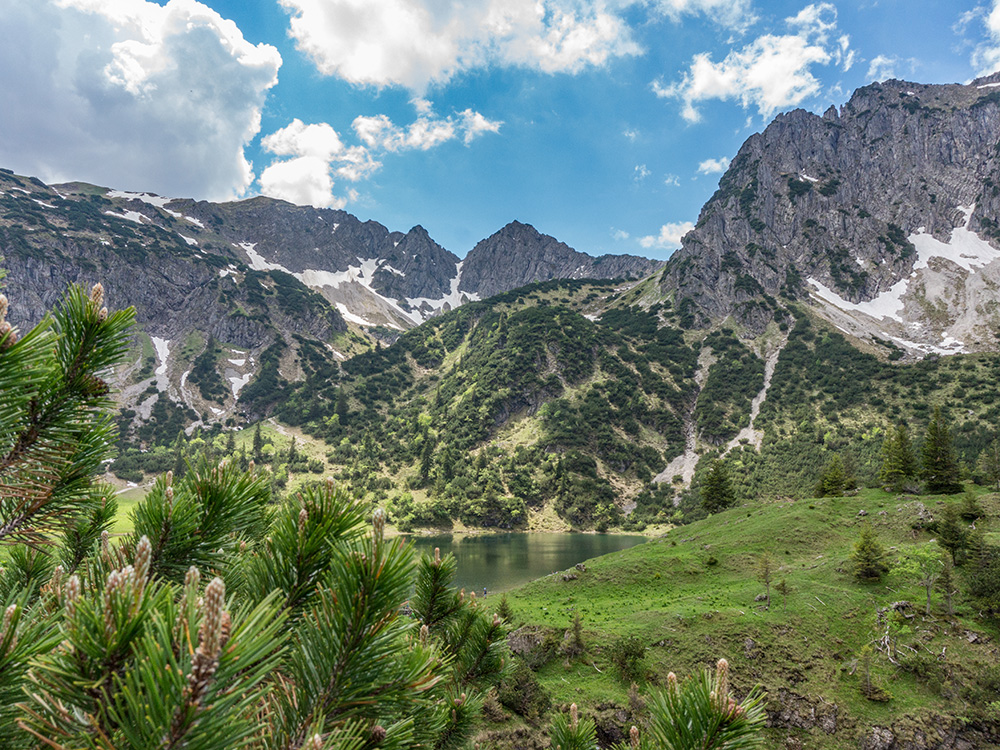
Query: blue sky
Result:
<box><xmin>1</xmin><ymin>0</ymin><xmax>999</xmax><ymax>259</ymax></box>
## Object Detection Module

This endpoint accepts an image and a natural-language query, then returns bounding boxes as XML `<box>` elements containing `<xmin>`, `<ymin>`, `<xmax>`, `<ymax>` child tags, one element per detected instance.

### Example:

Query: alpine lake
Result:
<box><xmin>403</xmin><ymin>532</ymin><xmax>647</xmax><ymax>594</ymax></box>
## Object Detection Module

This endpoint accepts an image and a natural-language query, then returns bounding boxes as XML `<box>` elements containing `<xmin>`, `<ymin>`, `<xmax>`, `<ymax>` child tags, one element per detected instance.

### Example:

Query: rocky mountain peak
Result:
<box><xmin>660</xmin><ymin>76</ymin><xmax>1000</xmax><ymax>355</ymax></box>
<box><xmin>460</xmin><ymin>220</ymin><xmax>663</xmax><ymax>298</ymax></box>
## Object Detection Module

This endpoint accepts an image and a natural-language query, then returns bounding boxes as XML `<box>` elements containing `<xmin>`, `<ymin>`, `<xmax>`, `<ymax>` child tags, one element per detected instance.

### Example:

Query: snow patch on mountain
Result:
<box><xmin>229</xmin><ymin>373</ymin><xmax>252</xmax><ymax>397</ymax></box>
<box><xmin>105</xmin><ymin>210</ymin><xmax>147</xmax><ymax>224</ymax></box>
<box><xmin>335</xmin><ymin>303</ymin><xmax>375</xmax><ymax>327</ymax></box>
<box><xmin>107</xmin><ymin>190</ymin><xmax>174</xmax><ymax>208</ymax></box>
<box><xmin>405</xmin><ymin>261</ymin><xmax>480</xmax><ymax>323</ymax></box>
<box><xmin>808</xmin><ymin>278</ymin><xmax>908</xmax><ymax>322</ymax></box>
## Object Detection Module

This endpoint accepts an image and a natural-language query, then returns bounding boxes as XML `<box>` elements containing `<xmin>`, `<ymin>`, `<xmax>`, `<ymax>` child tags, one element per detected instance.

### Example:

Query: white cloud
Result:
<box><xmin>612</xmin><ymin>228</ymin><xmax>630</xmax><ymax>240</ymax></box>
<box><xmin>971</xmin><ymin>0</ymin><xmax>1000</xmax><ymax>76</ymax></box>
<box><xmin>260</xmin><ymin>104</ymin><xmax>500</xmax><ymax>208</ymax></box>
<box><xmin>259</xmin><ymin>156</ymin><xmax>345</xmax><ymax>209</ymax></box>
<box><xmin>0</xmin><ymin>0</ymin><xmax>280</xmax><ymax>200</ymax></box>
<box><xmin>623</xmin><ymin>127</ymin><xmax>640</xmax><ymax>141</ymax></box>
<box><xmin>664</xmin><ymin>173</ymin><xmax>680</xmax><ymax>186</ymax></box>
<box><xmin>639</xmin><ymin>221</ymin><xmax>695</xmax><ymax>249</ymax></box>
<box><xmin>634</xmin><ymin>164</ymin><xmax>651</xmax><ymax>181</ymax></box>
<box><xmin>459</xmin><ymin>109</ymin><xmax>503</xmax><ymax>144</ymax></box>
<box><xmin>279</xmin><ymin>0</ymin><xmax>641</xmax><ymax>91</ymax></box>
<box><xmin>352</xmin><ymin>107</ymin><xmax>502</xmax><ymax>152</ymax></box>
<box><xmin>261</xmin><ymin>119</ymin><xmax>344</xmax><ymax>160</ymax></box>
<box><xmin>866</xmin><ymin>54</ymin><xmax>899</xmax><ymax>82</ymax></box>
<box><xmin>655</xmin><ymin>2</ymin><xmax>846</xmax><ymax>122</ymax></box>
<box><xmin>697</xmin><ymin>156</ymin><xmax>730</xmax><ymax>174</ymax></box>
<box><xmin>652</xmin><ymin>0</ymin><xmax>756</xmax><ymax>31</ymax></box>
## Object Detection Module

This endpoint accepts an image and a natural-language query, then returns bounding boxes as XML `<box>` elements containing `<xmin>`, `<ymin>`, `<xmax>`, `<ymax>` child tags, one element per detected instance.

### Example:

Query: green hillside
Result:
<box><xmin>494</xmin><ymin>487</ymin><xmax>1000</xmax><ymax>749</ymax></box>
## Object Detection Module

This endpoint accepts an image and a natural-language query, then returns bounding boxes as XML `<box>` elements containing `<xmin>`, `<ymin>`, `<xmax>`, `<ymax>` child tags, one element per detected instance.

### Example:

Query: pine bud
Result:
<box><xmin>165</xmin><ymin>470</ymin><xmax>173</xmax><ymax>487</ymax></box>
<box><xmin>99</xmin><ymin>307</ymin><xmax>108</xmax><ymax>321</ymax></box>
<box><xmin>325</xmin><ymin>476</ymin><xmax>334</xmax><ymax>491</ymax></box>
<box><xmin>0</xmin><ymin>294</ymin><xmax>7</xmax><ymax>322</ymax></box>
<box><xmin>0</xmin><ymin>321</ymin><xmax>14</xmax><ymax>349</ymax></box>
<box><xmin>434</xmin><ymin>547</ymin><xmax>441</xmax><ymax>565</ymax></box>
<box><xmin>0</xmin><ymin>604</ymin><xmax>18</xmax><ymax>653</ymax></box>
<box><xmin>419</xmin><ymin>624</ymin><xmax>429</xmax><ymax>645</ymax></box>
<box><xmin>298</xmin><ymin>507</ymin><xmax>308</xmax><ymax>537</ymax></box>
<box><xmin>65</xmin><ymin>575</ymin><xmax>81</xmax><ymax>617</ymax></box>
<box><xmin>90</xmin><ymin>283</ymin><xmax>104</xmax><ymax>308</ymax></box>
<box><xmin>370</xmin><ymin>726</ymin><xmax>386</xmax><ymax>743</ymax></box>
<box><xmin>630</xmin><ymin>726</ymin><xmax>640</xmax><ymax>748</ymax></box>
<box><xmin>198</xmin><ymin>577</ymin><xmax>225</xmax><ymax>662</ymax></box>
<box><xmin>304</xmin><ymin>735</ymin><xmax>323</xmax><ymax>750</ymax></box>
<box><xmin>100</xmin><ymin>530</ymin><xmax>110</xmax><ymax>556</ymax></box>
<box><xmin>372</xmin><ymin>507</ymin><xmax>386</xmax><ymax>540</ymax></box>
<box><xmin>184</xmin><ymin>566</ymin><xmax>201</xmax><ymax>592</ymax></box>
<box><xmin>715</xmin><ymin>658</ymin><xmax>729</xmax><ymax>713</ymax></box>
<box><xmin>667</xmin><ymin>672</ymin><xmax>678</xmax><ymax>696</ymax></box>
<box><xmin>570</xmin><ymin>703</ymin><xmax>578</xmax><ymax>729</ymax></box>
<box><xmin>134</xmin><ymin>536</ymin><xmax>152</xmax><ymax>596</ymax></box>
<box><xmin>50</xmin><ymin>565</ymin><xmax>65</xmax><ymax>594</ymax></box>
<box><xmin>103</xmin><ymin>569</ymin><xmax>123</xmax><ymax>637</ymax></box>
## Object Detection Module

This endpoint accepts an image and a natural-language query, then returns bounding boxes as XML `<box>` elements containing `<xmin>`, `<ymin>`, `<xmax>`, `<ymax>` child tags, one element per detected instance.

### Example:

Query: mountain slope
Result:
<box><xmin>661</xmin><ymin>74</ymin><xmax>1000</xmax><ymax>354</ymax></box>
<box><xmin>0</xmin><ymin>168</ymin><xmax>659</xmax><ymax>434</ymax></box>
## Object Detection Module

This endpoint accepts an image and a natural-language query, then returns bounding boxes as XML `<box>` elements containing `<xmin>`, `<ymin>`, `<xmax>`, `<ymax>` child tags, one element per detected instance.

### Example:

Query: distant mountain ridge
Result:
<box><xmin>0</xmin><ymin>167</ymin><xmax>659</xmax><ymax>429</ymax></box>
<box><xmin>660</xmin><ymin>73</ymin><xmax>1000</xmax><ymax>355</ymax></box>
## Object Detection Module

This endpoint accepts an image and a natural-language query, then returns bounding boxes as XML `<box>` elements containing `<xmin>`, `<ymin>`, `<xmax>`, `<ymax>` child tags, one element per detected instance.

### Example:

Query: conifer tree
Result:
<box><xmin>921</xmin><ymin>406</ymin><xmax>962</xmax><ymax>494</ymax></box>
<box><xmin>937</xmin><ymin>556</ymin><xmax>957</xmax><ymax>616</ymax></box>
<box><xmin>880</xmin><ymin>424</ymin><xmax>916</xmax><ymax>491</ymax></box>
<box><xmin>701</xmin><ymin>459</ymin><xmax>735</xmax><ymax>513</ymax></box>
<box><xmin>0</xmin><ymin>285</ymin><xmax>509</xmax><ymax>750</ymax></box>
<box><xmin>613</xmin><ymin>659</ymin><xmax>766</xmax><ymax>750</ymax></box>
<box><xmin>850</xmin><ymin>522</ymin><xmax>889</xmax><ymax>582</ymax></box>
<box><xmin>252</xmin><ymin>422</ymin><xmax>264</xmax><ymax>462</ymax></box>
<box><xmin>935</xmin><ymin>502</ymin><xmax>968</xmax><ymax>565</ymax></box>
<box><xmin>815</xmin><ymin>454</ymin><xmax>851</xmax><ymax>497</ymax></box>
<box><xmin>977</xmin><ymin>438</ymin><xmax>1000</xmax><ymax>491</ymax></box>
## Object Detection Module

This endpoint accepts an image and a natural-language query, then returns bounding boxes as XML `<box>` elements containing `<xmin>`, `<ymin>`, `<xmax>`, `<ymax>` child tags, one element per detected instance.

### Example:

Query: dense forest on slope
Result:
<box><xmin>108</xmin><ymin>269</ymin><xmax>1000</xmax><ymax>539</ymax></box>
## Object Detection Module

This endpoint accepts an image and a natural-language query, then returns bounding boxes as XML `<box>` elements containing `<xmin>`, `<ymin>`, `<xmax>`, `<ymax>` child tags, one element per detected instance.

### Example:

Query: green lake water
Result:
<box><xmin>404</xmin><ymin>532</ymin><xmax>646</xmax><ymax>594</ymax></box>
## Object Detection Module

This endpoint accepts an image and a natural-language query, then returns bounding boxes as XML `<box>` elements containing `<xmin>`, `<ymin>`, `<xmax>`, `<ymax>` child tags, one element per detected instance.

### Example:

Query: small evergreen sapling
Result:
<box><xmin>851</xmin><ymin>522</ymin><xmax>889</xmax><ymax>582</ymax></box>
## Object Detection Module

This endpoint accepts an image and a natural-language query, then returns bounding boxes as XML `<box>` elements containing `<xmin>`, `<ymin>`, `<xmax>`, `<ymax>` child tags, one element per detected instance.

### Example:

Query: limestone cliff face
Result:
<box><xmin>661</xmin><ymin>75</ymin><xmax>1000</xmax><ymax>352</ymax></box>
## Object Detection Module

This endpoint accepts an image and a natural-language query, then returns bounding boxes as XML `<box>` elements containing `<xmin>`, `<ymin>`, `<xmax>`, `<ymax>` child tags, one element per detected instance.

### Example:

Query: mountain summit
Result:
<box><xmin>662</xmin><ymin>74</ymin><xmax>1000</xmax><ymax>355</ymax></box>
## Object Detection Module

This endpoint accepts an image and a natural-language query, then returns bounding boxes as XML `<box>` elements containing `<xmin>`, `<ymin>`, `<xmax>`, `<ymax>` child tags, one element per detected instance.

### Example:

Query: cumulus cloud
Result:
<box><xmin>634</xmin><ymin>164</ymin><xmax>651</xmax><ymax>181</ymax></box>
<box><xmin>971</xmin><ymin>0</ymin><xmax>1000</xmax><ymax>76</ymax></box>
<box><xmin>612</xmin><ymin>228</ymin><xmax>630</xmax><ymax>240</ymax></box>
<box><xmin>639</xmin><ymin>221</ymin><xmax>695</xmax><ymax>249</ymax></box>
<box><xmin>0</xmin><ymin>0</ymin><xmax>280</xmax><ymax>200</ymax></box>
<box><xmin>654</xmin><ymin>2</ymin><xmax>847</xmax><ymax>122</ymax></box>
<box><xmin>259</xmin><ymin>105</ymin><xmax>501</xmax><ymax>208</ymax></box>
<box><xmin>278</xmin><ymin>0</ymin><xmax>641</xmax><ymax>91</ymax></box>
<box><xmin>664</xmin><ymin>173</ymin><xmax>681</xmax><ymax>186</ymax></box>
<box><xmin>697</xmin><ymin>157</ymin><xmax>730</xmax><ymax>174</ymax></box>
